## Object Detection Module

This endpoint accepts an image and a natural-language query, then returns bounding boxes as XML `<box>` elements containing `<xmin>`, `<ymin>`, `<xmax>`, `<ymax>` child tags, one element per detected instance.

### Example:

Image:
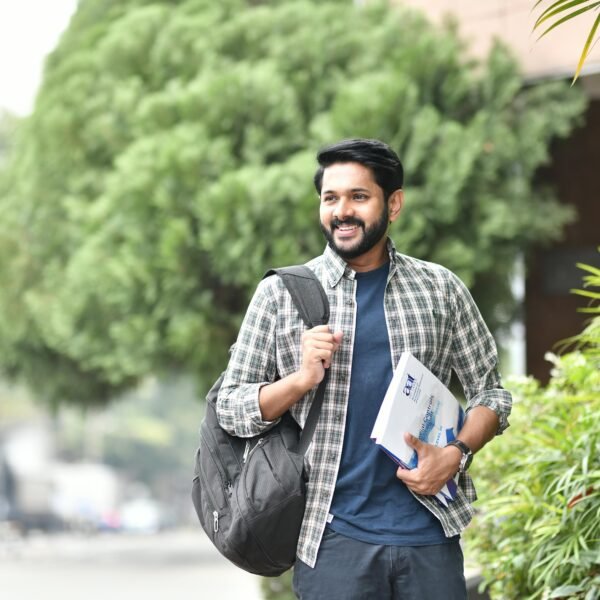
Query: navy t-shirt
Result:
<box><xmin>329</xmin><ymin>262</ymin><xmax>448</xmax><ymax>545</ymax></box>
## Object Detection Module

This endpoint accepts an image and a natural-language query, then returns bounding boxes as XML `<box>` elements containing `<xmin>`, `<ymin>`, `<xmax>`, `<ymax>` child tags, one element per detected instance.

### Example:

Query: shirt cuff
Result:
<box><xmin>466</xmin><ymin>389</ymin><xmax>512</xmax><ymax>435</ymax></box>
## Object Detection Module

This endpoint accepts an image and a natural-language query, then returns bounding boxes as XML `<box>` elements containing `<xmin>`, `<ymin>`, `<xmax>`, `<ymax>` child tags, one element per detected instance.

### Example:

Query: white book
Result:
<box><xmin>371</xmin><ymin>352</ymin><xmax>465</xmax><ymax>504</ymax></box>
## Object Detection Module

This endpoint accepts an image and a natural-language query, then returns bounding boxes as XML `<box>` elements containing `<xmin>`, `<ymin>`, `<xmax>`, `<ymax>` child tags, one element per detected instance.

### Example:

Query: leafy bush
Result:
<box><xmin>466</xmin><ymin>262</ymin><xmax>600</xmax><ymax>599</ymax></box>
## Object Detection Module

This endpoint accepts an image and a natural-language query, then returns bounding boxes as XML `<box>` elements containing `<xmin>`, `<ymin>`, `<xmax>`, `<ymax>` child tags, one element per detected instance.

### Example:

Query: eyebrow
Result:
<box><xmin>321</xmin><ymin>187</ymin><xmax>371</xmax><ymax>195</ymax></box>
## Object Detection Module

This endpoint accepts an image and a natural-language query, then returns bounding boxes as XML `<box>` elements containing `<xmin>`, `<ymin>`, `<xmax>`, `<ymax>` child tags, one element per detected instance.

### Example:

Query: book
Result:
<box><xmin>371</xmin><ymin>351</ymin><xmax>465</xmax><ymax>506</ymax></box>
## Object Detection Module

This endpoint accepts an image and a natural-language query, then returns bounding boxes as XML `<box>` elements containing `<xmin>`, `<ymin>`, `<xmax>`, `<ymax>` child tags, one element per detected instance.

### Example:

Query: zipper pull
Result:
<box><xmin>243</xmin><ymin>441</ymin><xmax>251</xmax><ymax>463</ymax></box>
<box><xmin>213</xmin><ymin>510</ymin><xmax>219</xmax><ymax>533</ymax></box>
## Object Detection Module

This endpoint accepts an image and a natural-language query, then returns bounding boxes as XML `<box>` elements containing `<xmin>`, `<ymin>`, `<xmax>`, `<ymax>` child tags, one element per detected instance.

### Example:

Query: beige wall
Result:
<box><xmin>395</xmin><ymin>0</ymin><xmax>600</xmax><ymax>84</ymax></box>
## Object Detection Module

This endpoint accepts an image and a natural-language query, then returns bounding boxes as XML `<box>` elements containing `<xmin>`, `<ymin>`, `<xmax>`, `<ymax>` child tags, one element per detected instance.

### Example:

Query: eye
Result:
<box><xmin>322</xmin><ymin>195</ymin><xmax>337</xmax><ymax>203</ymax></box>
<box><xmin>353</xmin><ymin>193</ymin><xmax>368</xmax><ymax>201</ymax></box>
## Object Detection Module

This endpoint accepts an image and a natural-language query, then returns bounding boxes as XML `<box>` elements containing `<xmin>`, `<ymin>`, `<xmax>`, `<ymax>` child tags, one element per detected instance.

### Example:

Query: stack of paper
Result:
<box><xmin>371</xmin><ymin>352</ymin><xmax>465</xmax><ymax>506</ymax></box>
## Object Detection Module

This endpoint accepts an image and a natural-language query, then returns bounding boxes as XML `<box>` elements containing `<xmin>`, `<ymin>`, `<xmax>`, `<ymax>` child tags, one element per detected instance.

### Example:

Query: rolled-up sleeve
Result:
<box><xmin>448</xmin><ymin>272</ymin><xmax>512</xmax><ymax>434</ymax></box>
<box><xmin>216</xmin><ymin>278</ymin><xmax>281</xmax><ymax>437</ymax></box>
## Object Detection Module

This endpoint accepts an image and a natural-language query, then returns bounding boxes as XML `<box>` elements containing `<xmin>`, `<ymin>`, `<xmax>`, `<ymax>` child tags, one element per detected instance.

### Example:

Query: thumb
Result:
<box><xmin>333</xmin><ymin>331</ymin><xmax>344</xmax><ymax>346</ymax></box>
<box><xmin>404</xmin><ymin>432</ymin><xmax>422</xmax><ymax>451</ymax></box>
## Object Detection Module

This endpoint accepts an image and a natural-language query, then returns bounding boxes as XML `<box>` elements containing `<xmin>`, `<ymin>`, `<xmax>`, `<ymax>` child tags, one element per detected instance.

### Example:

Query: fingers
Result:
<box><xmin>395</xmin><ymin>442</ymin><xmax>455</xmax><ymax>496</ymax></box>
<box><xmin>302</xmin><ymin>328</ymin><xmax>343</xmax><ymax>359</ymax></box>
<box><xmin>300</xmin><ymin>327</ymin><xmax>343</xmax><ymax>375</ymax></box>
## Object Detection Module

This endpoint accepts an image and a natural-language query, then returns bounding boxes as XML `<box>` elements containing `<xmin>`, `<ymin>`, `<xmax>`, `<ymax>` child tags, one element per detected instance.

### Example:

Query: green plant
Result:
<box><xmin>465</xmin><ymin>260</ymin><xmax>600</xmax><ymax>599</ymax></box>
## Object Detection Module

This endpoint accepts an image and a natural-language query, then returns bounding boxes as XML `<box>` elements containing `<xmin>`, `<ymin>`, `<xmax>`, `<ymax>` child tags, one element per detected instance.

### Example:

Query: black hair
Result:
<box><xmin>313</xmin><ymin>138</ymin><xmax>404</xmax><ymax>200</ymax></box>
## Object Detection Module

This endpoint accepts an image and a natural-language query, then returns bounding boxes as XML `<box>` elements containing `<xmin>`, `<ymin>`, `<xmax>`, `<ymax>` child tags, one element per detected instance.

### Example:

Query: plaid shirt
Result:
<box><xmin>217</xmin><ymin>239</ymin><xmax>512</xmax><ymax>568</ymax></box>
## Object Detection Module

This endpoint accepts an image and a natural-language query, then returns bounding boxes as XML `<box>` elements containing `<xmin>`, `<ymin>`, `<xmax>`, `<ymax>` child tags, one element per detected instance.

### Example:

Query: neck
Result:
<box><xmin>345</xmin><ymin>238</ymin><xmax>389</xmax><ymax>273</ymax></box>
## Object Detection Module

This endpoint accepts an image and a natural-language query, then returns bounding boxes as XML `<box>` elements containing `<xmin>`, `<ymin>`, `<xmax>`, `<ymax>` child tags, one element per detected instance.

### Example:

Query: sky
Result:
<box><xmin>0</xmin><ymin>0</ymin><xmax>78</xmax><ymax>116</ymax></box>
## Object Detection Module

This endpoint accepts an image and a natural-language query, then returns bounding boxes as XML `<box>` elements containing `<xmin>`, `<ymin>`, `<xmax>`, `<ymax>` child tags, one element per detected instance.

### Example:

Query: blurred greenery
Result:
<box><xmin>0</xmin><ymin>0</ymin><xmax>587</xmax><ymax>407</ymax></box>
<box><xmin>0</xmin><ymin>373</ymin><xmax>202</xmax><ymax>516</ymax></box>
<box><xmin>262</xmin><ymin>570</ymin><xmax>295</xmax><ymax>600</ymax></box>
<box><xmin>465</xmin><ymin>259</ymin><xmax>600</xmax><ymax>599</ymax></box>
<box><xmin>56</xmin><ymin>373</ymin><xmax>202</xmax><ymax>512</ymax></box>
<box><xmin>0</xmin><ymin>110</ymin><xmax>21</xmax><ymax>167</ymax></box>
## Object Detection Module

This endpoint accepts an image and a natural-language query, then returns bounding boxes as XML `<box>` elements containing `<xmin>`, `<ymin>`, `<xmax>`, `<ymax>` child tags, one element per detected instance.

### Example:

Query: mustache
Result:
<box><xmin>331</xmin><ymin>217</ymin><xmax>365</xmax><ymax>229</ymax></box>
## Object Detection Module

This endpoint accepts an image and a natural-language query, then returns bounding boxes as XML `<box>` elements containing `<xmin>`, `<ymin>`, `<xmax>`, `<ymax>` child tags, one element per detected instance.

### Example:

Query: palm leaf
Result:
<box><xmin>574</xmin><ymin>13</ymin><xmax>600</xmax><ymax>80</ymax></box>
<box><xmin>532</xmin><ymin>1</ymin><xmax>600</xmax><ymax>82</ymax></box>
<box><xmin>575</xmin><ymin>262</ymin><xmax>600</xmax><ymax>278</ymax></box>
<box><xmin>535</xmin><ymin>3</ymin><xmax>600</xmax><ymax>40</ymax></box>
<box><xmin>533</xmin><ymin>0</ymin><xmax>572</xmax><ymax>10</ymax></box>
<box><xmin>534</xmin><ymin>0</ymin><xmax>598</xmax><ymax>31</ymax></box>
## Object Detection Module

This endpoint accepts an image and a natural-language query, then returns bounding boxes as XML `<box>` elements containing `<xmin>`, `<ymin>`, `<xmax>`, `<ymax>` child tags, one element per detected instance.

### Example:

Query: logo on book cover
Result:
<box><xmin>403</xmin><ymin>374</ymin><xmax>415</xmax><ymax>396</ymax></box>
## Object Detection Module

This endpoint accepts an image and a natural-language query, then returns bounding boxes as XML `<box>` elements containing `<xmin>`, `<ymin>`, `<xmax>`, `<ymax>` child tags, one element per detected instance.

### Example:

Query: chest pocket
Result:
<box><xmin>388</xmin><ymin>296</ymin><xmax>452</xmax><ymax>370</ymax></box>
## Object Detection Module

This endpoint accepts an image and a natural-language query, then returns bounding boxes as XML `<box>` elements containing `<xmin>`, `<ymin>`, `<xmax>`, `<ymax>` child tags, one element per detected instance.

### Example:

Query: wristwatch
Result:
<box><xmin>446</xmin><ymin>439</ymin><xmax>473</xmax><ymax>472</ymax></box>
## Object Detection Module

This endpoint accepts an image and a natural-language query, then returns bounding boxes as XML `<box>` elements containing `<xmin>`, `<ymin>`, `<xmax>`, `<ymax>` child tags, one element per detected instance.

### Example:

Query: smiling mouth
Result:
<box><xmin>334</xmin><ymin>224</ymin><xmax>362</xmax><ymax>240</ymax></box>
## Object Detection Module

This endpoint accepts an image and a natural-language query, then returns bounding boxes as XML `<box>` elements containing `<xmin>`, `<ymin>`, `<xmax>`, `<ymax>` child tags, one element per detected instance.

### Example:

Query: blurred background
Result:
<box><xmin>0</xmin><ymin>1</ymin><xmax>598</xmax><ymax>599</ymax></box>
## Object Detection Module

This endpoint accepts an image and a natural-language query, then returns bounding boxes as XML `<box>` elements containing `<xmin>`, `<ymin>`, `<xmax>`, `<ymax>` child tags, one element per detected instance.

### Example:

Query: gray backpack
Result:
<box><xmin>192</xmin><ymin>266</ymin><xmax>330</xmax><ymax>576</ymax></box>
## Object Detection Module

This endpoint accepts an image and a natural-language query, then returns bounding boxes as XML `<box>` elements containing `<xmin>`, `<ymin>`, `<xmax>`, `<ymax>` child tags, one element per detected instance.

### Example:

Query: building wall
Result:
<box><xmin>395</xmin><ymin>0</ymin><xmax>600</xmax><ymax>80</ymax></box>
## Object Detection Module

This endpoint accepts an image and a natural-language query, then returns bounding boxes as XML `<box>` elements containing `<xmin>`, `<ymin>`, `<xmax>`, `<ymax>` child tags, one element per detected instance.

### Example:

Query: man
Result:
<box><xmin>217</xmin><ymin>139</ymin><xmax>512</xmax><ymax>599</ymax></box>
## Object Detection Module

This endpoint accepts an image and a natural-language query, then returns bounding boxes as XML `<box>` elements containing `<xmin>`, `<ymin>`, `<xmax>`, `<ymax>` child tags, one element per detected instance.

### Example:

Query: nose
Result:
<box><xmin>333</xmin><ymin>195</ymin><xmax>354</xmax><ymax>221</ymax></box>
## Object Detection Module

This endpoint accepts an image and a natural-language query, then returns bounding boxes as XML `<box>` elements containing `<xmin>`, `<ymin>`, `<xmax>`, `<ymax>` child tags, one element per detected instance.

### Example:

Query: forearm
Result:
<box><xmin>260</xmin><ymin>325</ymin><xmax>343</xmax><ymax>421</ymax></box>
<box><xmin>259</xmin><ymin>372</ymin><xmax>314</xmax><ymax>421</ymax></box>
<box><xmin>457</xmin><ymin>405</ymin><xmax>500</xmax><ymax>454</ymax></box>
<box><xmin>441</xmin><ymin>406</ymin><xmax>499</xmax><ymax>482</ymax></box>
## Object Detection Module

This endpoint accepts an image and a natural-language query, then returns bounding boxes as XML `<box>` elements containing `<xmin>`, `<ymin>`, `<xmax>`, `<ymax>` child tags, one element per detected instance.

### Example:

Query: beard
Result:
<box><xmin>320</xmin><ymin>203</ymin><xmax>389</xmax><ymax>261</ymax></box>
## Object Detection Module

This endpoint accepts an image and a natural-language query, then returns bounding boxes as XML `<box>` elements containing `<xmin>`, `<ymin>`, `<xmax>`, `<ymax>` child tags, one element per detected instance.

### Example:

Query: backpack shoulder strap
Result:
<box><xmin>263</xmin><ymin>265</ymin><xmax>329</xmax><ymax>328</ymax></box>
<box><xmin>262</xmin><ymin>265</ymin><xmax>330</xmax><ymax>455</ymax></box>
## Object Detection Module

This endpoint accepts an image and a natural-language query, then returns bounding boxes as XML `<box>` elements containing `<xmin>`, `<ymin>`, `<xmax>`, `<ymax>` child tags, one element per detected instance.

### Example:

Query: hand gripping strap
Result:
<box><xmin>263</xmin><ymin>265</ymin><xmax>330</xmax><ymax>455</ymax></box>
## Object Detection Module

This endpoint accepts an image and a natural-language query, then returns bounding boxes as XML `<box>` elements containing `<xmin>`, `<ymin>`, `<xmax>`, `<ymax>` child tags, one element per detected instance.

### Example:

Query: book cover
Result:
<box><xmin>371</xmin><ymin>352</ymin><xmax>465</xmax><ymax>504</ymax></box>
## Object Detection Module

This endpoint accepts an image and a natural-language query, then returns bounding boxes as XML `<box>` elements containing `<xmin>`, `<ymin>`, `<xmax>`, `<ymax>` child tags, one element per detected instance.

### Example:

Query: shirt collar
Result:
<box><xmin>322</xmin><ymin>238</ymin><xmax>398</xmax><ymax>288</ymax></box>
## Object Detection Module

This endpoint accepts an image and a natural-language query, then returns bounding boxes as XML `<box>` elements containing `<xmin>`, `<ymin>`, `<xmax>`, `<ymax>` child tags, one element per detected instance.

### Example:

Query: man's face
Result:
<box><xmin>319</xmin><ymin>162</ymin><xmax>390</xmax><ymax>261</ymax></box>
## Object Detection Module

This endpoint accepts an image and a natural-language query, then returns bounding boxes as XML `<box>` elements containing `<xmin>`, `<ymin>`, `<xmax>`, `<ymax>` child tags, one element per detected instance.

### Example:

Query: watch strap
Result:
<box><xmin>446</xmin><ymin>439</ymin><xmax>473</xmax><ymax>472</ymax></box>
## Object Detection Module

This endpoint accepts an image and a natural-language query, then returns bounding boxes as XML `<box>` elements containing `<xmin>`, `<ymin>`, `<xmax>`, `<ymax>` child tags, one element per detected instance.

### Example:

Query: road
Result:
<box><xmin>0</xmin><ymin>528</ymin><xmax>263</xmax><ymax>600</ymax></box>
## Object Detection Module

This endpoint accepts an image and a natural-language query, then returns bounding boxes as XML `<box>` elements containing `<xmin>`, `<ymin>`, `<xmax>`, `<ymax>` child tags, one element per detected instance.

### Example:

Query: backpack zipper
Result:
<box><xmin>213</xmin><ymin>510</ymin><xmax>219</xmax><ymax>533</ymax></box>
<box><xmin>243</xmin><ymin>437</ymin><xmax>265</xmax><ymax>463</ymax></box>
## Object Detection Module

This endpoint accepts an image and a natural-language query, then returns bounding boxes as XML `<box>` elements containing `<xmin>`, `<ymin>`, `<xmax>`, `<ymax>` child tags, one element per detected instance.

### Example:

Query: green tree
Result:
<box><xmin>0</xmin><ymin>0</ymin><xmax>586</xmax><ymax>407</ymax></box>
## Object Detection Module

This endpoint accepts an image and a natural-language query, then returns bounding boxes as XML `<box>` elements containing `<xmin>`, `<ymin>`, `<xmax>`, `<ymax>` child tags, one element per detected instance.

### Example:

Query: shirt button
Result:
<box><xmin>329</xmin><ymin>452</ymin><xmax>336</xmax><ymax>461</ymax></box>
<box><xmin>345</xmin><ymin>299</ymin><xmax>353</xmax><ymax>305</ymax></box>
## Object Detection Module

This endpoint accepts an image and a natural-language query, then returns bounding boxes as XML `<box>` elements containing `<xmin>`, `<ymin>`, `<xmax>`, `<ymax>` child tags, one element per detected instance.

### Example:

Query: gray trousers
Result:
<box><xmin>293</xmin><ymin>528</ymin><xmax>467</xmax><ymax>600</ymax></box>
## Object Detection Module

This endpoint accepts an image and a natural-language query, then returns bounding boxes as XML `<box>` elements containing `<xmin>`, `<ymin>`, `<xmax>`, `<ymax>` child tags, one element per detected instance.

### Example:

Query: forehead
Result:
<box><xmin>321</xmin><ymin>162</ymin><xmax>378</xmax><ymax>192</ymax></box>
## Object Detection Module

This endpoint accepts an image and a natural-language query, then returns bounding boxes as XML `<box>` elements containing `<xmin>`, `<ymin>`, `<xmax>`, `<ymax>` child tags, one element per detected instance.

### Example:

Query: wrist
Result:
<box><xmin>293</xmin><ymin>369</ymin><xmax>321</xmax><ymax>394</ymax></box>
<box><xmin>443</xmin><ymin>445</ymin><xmax>463</xmax><ymax>474</ymax></box>
<box><xmin>296</xmin><ymin>364</ymin><xmax>325</xmax><ymax>391</ymax></box>
<box><xmin>446</xmin><ymin>439</ymin><xmax>473</xmax><ymax>472</ymax></box>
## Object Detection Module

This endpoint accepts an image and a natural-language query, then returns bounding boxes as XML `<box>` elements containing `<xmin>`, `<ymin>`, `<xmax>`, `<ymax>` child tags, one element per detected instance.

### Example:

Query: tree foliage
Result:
<box><xmin>0</xmin><ymin>110</ymin><xmax>21</xmax><ymax>167</ymax></box>
<box><xmin>0</xmin><ymin>0</ymin><xmax>586</xmax><ymax>406</ymax></box>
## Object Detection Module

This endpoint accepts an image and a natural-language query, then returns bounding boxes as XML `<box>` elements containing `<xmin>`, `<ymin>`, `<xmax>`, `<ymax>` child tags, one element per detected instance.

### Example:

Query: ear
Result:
<box><xmin>388</xmin><ymin>189</ymin><xmax>404</xmax><ymax>223</ymax></box>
